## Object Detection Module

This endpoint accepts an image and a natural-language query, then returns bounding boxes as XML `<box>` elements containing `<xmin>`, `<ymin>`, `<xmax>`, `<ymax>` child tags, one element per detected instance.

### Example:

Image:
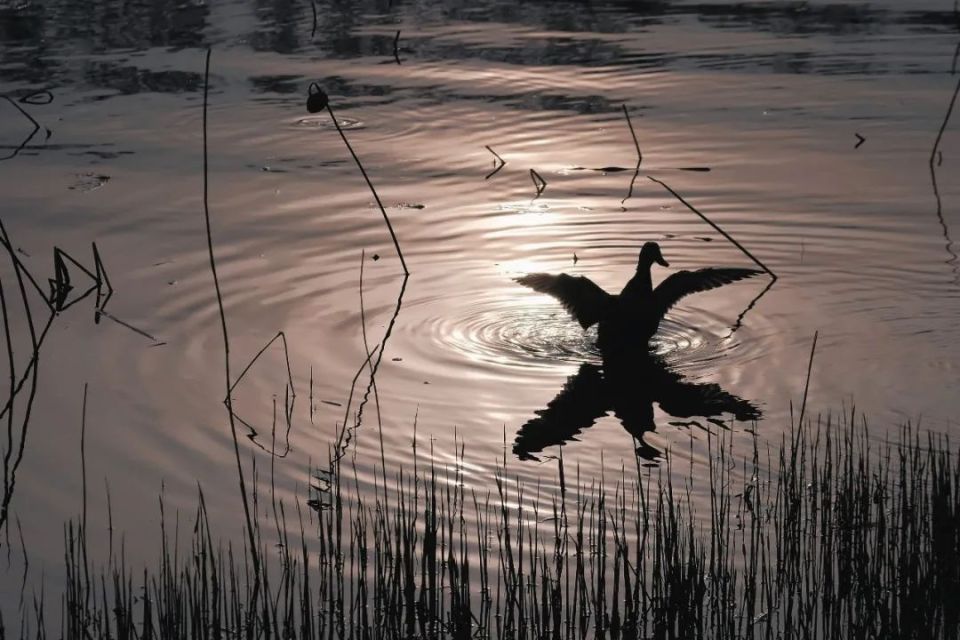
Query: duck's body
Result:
<box><xmin>517</xmin><ymin>242</ymin><xmax>760</xmax><ymax>354</ymax></box>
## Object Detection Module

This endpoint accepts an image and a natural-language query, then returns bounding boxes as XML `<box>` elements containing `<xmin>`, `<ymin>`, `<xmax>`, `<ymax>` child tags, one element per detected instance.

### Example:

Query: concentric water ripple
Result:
<box><xmin>397</xmin><ymin>287</ymin><xmax>768</xmax><ymax>381</ymax></box>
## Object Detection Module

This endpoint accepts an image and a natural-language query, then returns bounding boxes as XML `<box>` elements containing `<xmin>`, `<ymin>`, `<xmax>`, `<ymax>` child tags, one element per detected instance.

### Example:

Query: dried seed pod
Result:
<box><xmin>306</xmin><ymin>83</ymin><xmax>328</xmax><ymax>113</ymax></box>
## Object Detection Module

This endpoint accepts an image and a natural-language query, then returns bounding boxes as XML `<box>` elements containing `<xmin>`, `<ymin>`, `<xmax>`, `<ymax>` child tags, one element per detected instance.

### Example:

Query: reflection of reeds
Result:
<box><xmin>44</xmin><ymin>416</ymin><xmax>960</xmax><ymax>639</ymax></box>
<box><xmin>229</xmin><ymin>331</ymin><xmax>296</xmax><ymax>457</ymax></box>
<box><xmin>929</xmin><ymin>71</ymin><xmax>960</xmax><ymax>278</ymax></box>
<box><xmin>0</xmin><ymin>221</ymin><xmax>54</xmax><ymax>537</ymax></box>
<box><xmin>928</xmin><ymin>1</ymin><xmax>960</xmax><ymax>280</ymax></box>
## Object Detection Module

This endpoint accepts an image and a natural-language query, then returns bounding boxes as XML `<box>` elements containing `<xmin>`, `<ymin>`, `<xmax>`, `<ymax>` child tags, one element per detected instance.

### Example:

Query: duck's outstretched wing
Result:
<box><xmin>515</xmin><ymin>273</ymin><xmax>613</xmax><ymax>329</ymax></box>
<box><xmin>653</xmin><ymin>268</ymin><xmax>762</xmax><ymax>319</ymax></box>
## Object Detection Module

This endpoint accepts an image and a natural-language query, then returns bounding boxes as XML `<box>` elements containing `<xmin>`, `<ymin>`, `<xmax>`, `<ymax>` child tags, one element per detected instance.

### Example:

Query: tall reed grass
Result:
<box><xmin>9</xmin><ymin>415</ymin><xmax>960</xmax><ymax>640</ymax></box>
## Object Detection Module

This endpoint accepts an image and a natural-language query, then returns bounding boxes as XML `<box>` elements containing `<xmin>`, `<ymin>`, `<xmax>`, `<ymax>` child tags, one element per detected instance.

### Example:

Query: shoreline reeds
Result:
<box><xmin>26</xmin><ymin>413</ymin><xmax>960</xmax><ymax>640</ymax></box>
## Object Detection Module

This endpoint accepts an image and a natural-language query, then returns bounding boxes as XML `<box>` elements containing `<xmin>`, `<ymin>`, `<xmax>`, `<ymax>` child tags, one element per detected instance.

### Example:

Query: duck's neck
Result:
<box><xmin>621</xmin><ymin>261</ymin><xmax>653</xmax><ymax>299</ymax></box>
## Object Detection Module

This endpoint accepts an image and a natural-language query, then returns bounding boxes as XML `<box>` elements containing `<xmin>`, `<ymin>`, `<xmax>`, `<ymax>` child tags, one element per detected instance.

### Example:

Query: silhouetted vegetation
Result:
<box><xmin>10</xmin><ymin>416</ymin><xmax>953</xmax><ymax>639</ymax></box>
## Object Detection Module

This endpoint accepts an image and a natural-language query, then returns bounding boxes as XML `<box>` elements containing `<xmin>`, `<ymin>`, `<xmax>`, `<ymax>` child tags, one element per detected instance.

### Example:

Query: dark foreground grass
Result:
<box><xmin>8</xmin><ymin>417</ymin><xmax>960</xmax><ymax>640</ymax></box>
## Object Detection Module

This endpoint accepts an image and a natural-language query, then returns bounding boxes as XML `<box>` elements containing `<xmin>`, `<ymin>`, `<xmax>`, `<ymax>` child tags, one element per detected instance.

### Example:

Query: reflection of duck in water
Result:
<box><xmin>512</xmin><ymin>353</ymin><xmax>760</xmax><ymax>461</ymax></box>
<box><xmin>513</xmin><ymin>242</ymin><xmax>762</xmax><ymax>460</ymax></box>
<box><xmin>515</xmin><ymin>241</ymin><xmax>761</xmax><ymax>354</ymax></box>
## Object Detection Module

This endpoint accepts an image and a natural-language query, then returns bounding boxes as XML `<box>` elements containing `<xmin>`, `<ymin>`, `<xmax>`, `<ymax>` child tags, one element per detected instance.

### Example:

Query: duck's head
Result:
<box><xmin>638</xmin><ymin>241</ymin><xmax>669</xmax><ymax>269</ymax></box>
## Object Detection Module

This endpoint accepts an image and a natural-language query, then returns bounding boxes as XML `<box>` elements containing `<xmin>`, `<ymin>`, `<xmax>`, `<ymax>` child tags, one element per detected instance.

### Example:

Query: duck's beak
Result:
<box><xmin>656</xmin><ymin>254</ymin><xmax>669</xmax><ymax>267</ymax></box>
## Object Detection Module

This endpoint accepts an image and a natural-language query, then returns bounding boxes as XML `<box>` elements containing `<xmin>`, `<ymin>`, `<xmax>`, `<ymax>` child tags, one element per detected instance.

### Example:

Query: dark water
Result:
<box><xmin>1</xmin><ymin>0</ymin><xmax>959</xmax><ymax>606</ymax></box>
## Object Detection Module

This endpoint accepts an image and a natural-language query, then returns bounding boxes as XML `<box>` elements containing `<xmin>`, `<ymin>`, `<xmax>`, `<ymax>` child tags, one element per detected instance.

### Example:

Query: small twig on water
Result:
<box><xmin>96</xmin><ymin>310</ymin><xmax>160</xmax><ymax>343</ymax></box>
<box><xmin>647</xmin><ymin>176</ymin><xmax>776</xmax><ymax>279</ymax></box>
<box><xmin>485</xmin><ymin>145</ymin><xmax>505</xmax><ymax>165</ymax></box>
<box><xmin>485</xmin><ymin>145</ymin><xmax>506</xmax><ymax>179</ymax></box>
<box><xmin>310</xmin><ymin>0</ymin><xmax>317</xmax><ymax>39</ymax></box>
<box><xmin>854</xmin><ymin>133</ymin><xmax>865</xmax><ymax>149</ymax></box>
<box><xmin>393</xmin><ymin>30</ymin><xmax>402</xmax><ymax>65</ymax></box>
<box><xmin>530</xmin><ymin>169</ymin><xmax>547</xmax><ymax>198</ymax></box>
<box><xmin>92</xmin><ymin>242</ymin><xmax>112</xmax><ymax>318</ymax></box>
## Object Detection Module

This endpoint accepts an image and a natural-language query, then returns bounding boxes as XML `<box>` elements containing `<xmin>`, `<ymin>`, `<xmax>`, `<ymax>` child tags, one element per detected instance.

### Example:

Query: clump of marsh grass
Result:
<box><xmin>35</xmin><ymin>415</ymin><xmax>960</xmax><ymax>639</ymax></box>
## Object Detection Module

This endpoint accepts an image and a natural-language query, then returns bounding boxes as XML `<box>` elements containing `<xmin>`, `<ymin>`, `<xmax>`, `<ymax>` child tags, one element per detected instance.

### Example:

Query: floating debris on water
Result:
<box><xmin>530</xmin><ymin>168</ymin><xmax>547</xmax><ymax>197</ymax></box>
<box><xmin>68</xmin><ymin>173</ymin><xmax>110</xmax><ymax>192</ymax></box>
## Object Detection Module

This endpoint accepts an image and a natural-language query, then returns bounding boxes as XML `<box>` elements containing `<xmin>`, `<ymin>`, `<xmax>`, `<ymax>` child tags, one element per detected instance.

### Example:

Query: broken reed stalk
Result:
<box><xmin>530</xmin><ymin>169</ymin><xmax>547</xmax><ymax>197</ymax></box>
<box><xmin>647</xmin><ymin>176</ymin><xmax>777</xmax><ymax>279</ymax></box>
<box><xmin>484</xmin><ymin>145</ymin><xmax>505</xmax><ymax>166</ymax></box>
<box><xmin>484</xmin><ymin>145</ymin><xmax>506</xmax><ymax>179</ymax></box>
<box><xmin>393</xmin><ymin>30</ymin><xmax>401</xmax><ymax>65</ymax></box>
<box><xmin>622</xmin><ymin>104</ymin><xmax>642</xmax><ymax>165</ymax></box>
<box><xmin>325</xmin><ymin>103</ymin><xmax>409</xmax><ymax>276</ymax></box>
<box><xmin>200</xmin><ymin>47</ymin><xmax>261</xmax><ymax>591</ymax></box>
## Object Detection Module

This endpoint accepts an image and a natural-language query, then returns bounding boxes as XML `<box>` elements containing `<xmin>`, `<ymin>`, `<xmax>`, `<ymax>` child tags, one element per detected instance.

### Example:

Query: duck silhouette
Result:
<box><xmin>512</xmin><ymin>352</ymin><xmax>761</xmax><ymax>461</ymax></box>
<box><xmin>512</xmin><ymin>242</ymin><xmax>763</xmax><ymax>460</ymax></box>
<box><xmin>516</xmin><ymin>241</ymin><xmax>761</xmax><ymax>354</ymax></box>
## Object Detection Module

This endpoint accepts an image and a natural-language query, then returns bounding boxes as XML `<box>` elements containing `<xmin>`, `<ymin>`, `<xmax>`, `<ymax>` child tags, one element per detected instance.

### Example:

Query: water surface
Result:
<box><xmin>1</xmin><ymin>0</ymin><xmax>959</xmax><ymax>601</ymax></box>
